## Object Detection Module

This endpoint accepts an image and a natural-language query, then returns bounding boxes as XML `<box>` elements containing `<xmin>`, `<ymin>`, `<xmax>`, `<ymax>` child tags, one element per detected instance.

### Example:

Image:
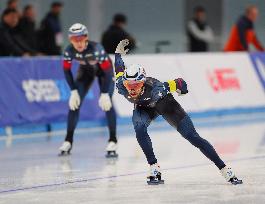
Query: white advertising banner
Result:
<box><xmin>111</xmin><ymin>53</ymin><xmax>265</xmax><ymax>117</ymax></box>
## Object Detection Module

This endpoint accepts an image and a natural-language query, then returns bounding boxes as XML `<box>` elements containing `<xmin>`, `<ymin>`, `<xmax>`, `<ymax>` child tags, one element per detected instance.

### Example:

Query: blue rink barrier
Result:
<box><xmin>0</xmin><ymin>106</ymin><xmax>265</xmax><ymax>138</ymax></box>
<box><xmin>0</xmin><ymin>54</ymin><xmax>265</xmax><ymax>140</ymax></box>
<box><xmin>0</xmin><ymin>57</ymin><xmax>104</xmax><ymax>127</ymax></box>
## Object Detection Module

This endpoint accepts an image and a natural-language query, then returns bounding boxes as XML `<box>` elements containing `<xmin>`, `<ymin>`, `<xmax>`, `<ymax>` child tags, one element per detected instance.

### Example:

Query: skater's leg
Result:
<box><xmin>156</xmin><ymin>94</ymin><xmax>225</xmax><ymax>170</ymax></box>
<box><xmin>133</xmin><ymin>106</ymin><xmax>163</xmax><ymax>184</ymax></box>
<box><xmin>97</xmin><ymin>69</ymin><xmax>118</xmax><ymax>157</ymax></box>
<box><xmin>177</xmin><ymin>116</ymin><xmax>225</xmax><ymax>169</ymax></box>
<box><xmin>64</xmin><ymin>68</ymin><xmax>94</xmax><ymax>144</ymax></box>
<box><xmin>64</xmin><ymin>83</ymin><xmax>88</xmax><ymax>143</ymax></box>
<box><xmin>105</xmin><ymin>80</ymin><xmax>117</xmax><ymax>143</ymax></box>
<box><xmin>132</xmin><ymin>106</ymin><xmax>159</xmax><ymax>165</ymax></box>
<box><xmin>105</xmin><ymin>99</ymin><xmax>118</xmax><ymax>157</ymax></box>
<box><xmin>60</xmin><ymin>82</ymin><xmax>88</xmax><ymax>154</ymax></box>
<box><xmin>97</xmin><ymin>71</ymin><xmax>117</xmax><ymax>143</ymax></box>
<box><xmin>105</xmin><ymin>107</ymin><xmax>117</xmax><ymax>142</ymax></box>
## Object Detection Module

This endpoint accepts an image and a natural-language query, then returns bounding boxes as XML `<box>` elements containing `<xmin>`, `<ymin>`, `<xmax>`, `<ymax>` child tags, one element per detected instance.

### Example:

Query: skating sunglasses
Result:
<box><xmin>69</xmin><ymin>35</ymin><xmax>88</xmax><ymax>42</ymax></box>
<box><xmin>123</xmin><ymin>80</ymin><xmax>144</xmax><ymax>90</ymax></box>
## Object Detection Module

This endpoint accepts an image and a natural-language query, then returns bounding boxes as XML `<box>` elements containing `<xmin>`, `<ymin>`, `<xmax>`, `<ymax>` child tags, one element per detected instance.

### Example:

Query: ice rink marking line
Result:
<box><xmin>0</xmin><ymin>154</ymin><xmax>264</xmax><ymax>195</ymax></box>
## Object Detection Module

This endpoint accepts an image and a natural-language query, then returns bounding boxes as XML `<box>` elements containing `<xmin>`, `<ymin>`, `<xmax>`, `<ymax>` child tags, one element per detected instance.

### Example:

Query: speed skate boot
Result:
<box><xmin>221</xmin><ymin>166</ymin><xmax>243</xmax><ymax>185</ymax></box>
<box><xmin>58</xmin><ymin>141</ymin><xmax>72</xmax><ymax>156</ymax></box>
<box><xmin>147</xmin><ymin>163</ymin><xmax>164</xmax><ymax>185</ymax></box>
<box><xmin>105</xmin><ymin>141</ymin><xmax>118</xmax><ymax>158</ymax></box>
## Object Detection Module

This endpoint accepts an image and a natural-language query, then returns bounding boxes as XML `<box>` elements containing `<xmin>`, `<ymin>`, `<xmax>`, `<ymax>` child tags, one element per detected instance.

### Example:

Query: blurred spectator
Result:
<box><xmin>7</xmin><ymin>0</ymin><xmax>18</xmax><ymax>10</ymax></box>
<box><xmin>224</xmin><ymin>5</ymin><xmax>264</xmax><ymax>52</ymax></box>
<box><xmin>6</xmin><ymin>0</ymin><xmax>20</xmax><ymax>16</ymax></box>
<box><xmin>101</xmin><ymin>13</ymin><xmax>136</xmax><ymax>54</ymax></box>
<box><xmin>17</xmin><ymin>5</ymin><xmax>38</xmax><ymax>51</ymax></box>
<box><xmin>38</xmin><ymin>1</ymin><xmax>63</xmax><ymax>55</ymax></box>
<box><xmin>187</xmin><ymin>6</ymin><xmax>214</xmax><ymax>52</ymax></box>
<box><xmin>0</xmin><ymin>8</ymin><xmax>35</xmax><ymax>56</ymax></box>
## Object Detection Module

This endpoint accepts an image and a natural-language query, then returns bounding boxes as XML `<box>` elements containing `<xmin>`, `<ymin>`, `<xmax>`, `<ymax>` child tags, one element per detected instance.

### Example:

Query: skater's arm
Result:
<box><xmin>63</xmin><ymin>48</ymin><xmax>76</xmax><ymax>90</ymax></box>
<box><xmin>96</xmin><ymin>43</ymin><xmax>113</xmax><ymax>72</ymax></box>
<box><xmin>115</xmin><ymin>53</ymin><xmax>125</xmax><ymax>78</ymax></box>
<box><xmin>163</xmin><ymin>78</ymin><xmax>188</xmax><ymax>95</ymax></box>
<box><xmin>251</xmin><ymin>33</ymin><xmax>264</xmax><ymax>51</ymax></box>
<box><xmin>98</xmin><ymin>68</ymin><xmax>114</xmax><ymax>93</ymax></box>
<box><xmin>114</xmin><ymin>39</ymin><xmax>129</xmax><ymax>79</ymax></box>
<box><xmin>114</xmin><ymin>53</ymin><xmax>129</xmax><ymax>96</ymax></box>
<box><xmin>95</xmin><ymin>43</ymin><xmax>114</xmax><ymax>93</ymax></box>
<box><xmin>237</xmin><ymin>17</ymin><xmax>249</xmax><ymax>50</ymax></box>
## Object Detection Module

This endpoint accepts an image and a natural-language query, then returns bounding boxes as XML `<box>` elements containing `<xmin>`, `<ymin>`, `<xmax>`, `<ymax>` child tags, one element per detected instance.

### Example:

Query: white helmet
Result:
<box><xmin>68</xmin><ymin>23</ymin><xmax>88</xmax><ymax>37</ymax></box>
<box><xmin>123</xmin><ymin>64</ymin><xmax>146</xmax><ymax>82</ymax></box>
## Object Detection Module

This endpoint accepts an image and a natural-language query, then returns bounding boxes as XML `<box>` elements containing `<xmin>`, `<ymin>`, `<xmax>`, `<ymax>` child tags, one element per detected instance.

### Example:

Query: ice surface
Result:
<box><xmin>0</xmin><ymin>121</ymin><xmax>264</xmax><ymax>204</ymax></box>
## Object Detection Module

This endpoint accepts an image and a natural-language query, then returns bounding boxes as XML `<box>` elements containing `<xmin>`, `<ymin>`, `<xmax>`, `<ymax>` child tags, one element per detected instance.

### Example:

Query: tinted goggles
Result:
<box><xmin>123</xmin><ymin>80</ymin><xmax>144</xmax><ymax>90</ymax></box>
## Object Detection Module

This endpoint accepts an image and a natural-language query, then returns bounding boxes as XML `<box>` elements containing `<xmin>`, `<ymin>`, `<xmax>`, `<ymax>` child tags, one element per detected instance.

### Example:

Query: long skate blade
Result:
<box><xmin>58</xmin><ymin>151</ymin><xmax>71</xmax><ymax>157</ymax></box>
<box><xmin>230</xmin><ymin>177</ymin><xmax>243</xmax><ymax>185</ymax></box>
<box><xmin>147</xmin><ymin>180</ymin><xmax>160</xmax><ymax>185</ymax></box>
<box><xmin>231</xmin><ymin>179</ymin><xmax>243</xmax><ymax>185</ymax></box>
<box><xmin>147</xmin><ymin>179</ymin><xmax>164</xmax><ymax>185</ymax></box>
<box><xmin>105</xmin><ymin>154</ymin><xmax>118</xmax><ymax>158</ymax></box>
<box><xmin>158</xmin><ymin>179</ymin><xmax>165</xmax><ymax>184</ymax></box>
<box><xmin>105</xmin><ymin>151</ymin><xmax>118</xmax><ymax>158</ymax></box>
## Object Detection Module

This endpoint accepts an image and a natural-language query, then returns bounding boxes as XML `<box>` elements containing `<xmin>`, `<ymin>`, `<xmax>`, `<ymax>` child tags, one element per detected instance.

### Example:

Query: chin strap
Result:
<box><xmin>140</xmin><ymin>86</ymin><xmax>145</xmax><ymax>95</ymax></box>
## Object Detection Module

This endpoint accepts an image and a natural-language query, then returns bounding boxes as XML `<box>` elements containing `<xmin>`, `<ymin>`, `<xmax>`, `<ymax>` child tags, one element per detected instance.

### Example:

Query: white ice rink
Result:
<box><xmin>0</xmin><ymin>117</ymin><xmax>265</xmax><ymax>204</ymax></box>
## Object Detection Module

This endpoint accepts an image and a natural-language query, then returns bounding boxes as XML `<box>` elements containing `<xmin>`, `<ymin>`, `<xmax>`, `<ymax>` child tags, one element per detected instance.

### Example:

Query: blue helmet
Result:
<box><xmin>68</xmin><ymin>23</ymin><xmax>88</xmax><ymax>38</ymax></box>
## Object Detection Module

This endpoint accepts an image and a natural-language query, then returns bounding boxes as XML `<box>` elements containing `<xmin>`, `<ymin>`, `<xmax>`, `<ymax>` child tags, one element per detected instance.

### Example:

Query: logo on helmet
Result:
<box><xmin>68</xmin><ymin>23</ymin><xmax>88</xmax><ymax>38</ymax></box>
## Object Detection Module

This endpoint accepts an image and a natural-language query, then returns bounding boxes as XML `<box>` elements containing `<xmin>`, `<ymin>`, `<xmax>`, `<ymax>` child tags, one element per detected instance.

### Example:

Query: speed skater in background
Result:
<box><xmin>114</xmin><ymin>39</ymin><xmax>243</xmax><ymax>185</ymax></box>
<box><xmin>59</xmin><ymin>23</ymin><xmax>118</xmax><ymax>158</ymax></box>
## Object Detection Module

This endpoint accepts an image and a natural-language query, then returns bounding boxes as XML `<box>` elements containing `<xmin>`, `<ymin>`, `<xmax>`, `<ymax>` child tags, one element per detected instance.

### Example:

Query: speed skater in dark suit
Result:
<box><xmin>59</xmin><ymin>23</ymin><xmax>118</xmax><ymax>158</ymax></box>
<box><xmin>114</xmin><ymin>39</ymin><xmax>243</xmax><ymax>185</ymax></box>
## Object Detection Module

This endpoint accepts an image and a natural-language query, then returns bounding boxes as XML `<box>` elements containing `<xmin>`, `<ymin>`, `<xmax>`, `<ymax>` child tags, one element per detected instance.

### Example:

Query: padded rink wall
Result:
<box><xmin>0</xmin><ymin>52</ymin><xmax>264</xmax><ymax>137</ymax></box>
<box><xmin>113</xmin><ymin>52</ymin><xmax>265</xmax><ymax>117</ymax></box>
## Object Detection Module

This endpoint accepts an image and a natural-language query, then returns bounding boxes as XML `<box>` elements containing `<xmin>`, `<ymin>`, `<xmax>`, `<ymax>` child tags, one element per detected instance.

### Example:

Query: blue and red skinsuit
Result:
<box><xmin>63</xmin><ymin>41</ymin><xmax>117</xmax><ymax>144</ymax></box>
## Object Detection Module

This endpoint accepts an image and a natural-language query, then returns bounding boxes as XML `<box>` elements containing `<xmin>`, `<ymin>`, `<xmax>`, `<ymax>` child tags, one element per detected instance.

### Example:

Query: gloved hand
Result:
<box><xmin>69</xmin><ymin>90</ymin><xmax>80</xmax><ymax>111</ymax></box>
<box><xmin>98</xmin><ymin>93</ymin><xmax>112</xmax><ymax>111</ymax></box>
<box><xmin>176</xmin><ymin>78</ymin><xmax>188</xmax><ymax>96</ymax></box>
<box><xmin>115</xmin><ymin>39</ymin><xmax>129</xmax><ymax>55</ymax></box>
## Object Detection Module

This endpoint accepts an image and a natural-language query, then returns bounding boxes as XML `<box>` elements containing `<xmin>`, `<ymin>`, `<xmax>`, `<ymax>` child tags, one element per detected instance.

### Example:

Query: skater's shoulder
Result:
<box><xmin>63</xmin><ymin>44</ymin><xmax>75</xmax><ymax>54</ymax></box>
<box><xmin>145</xmin><ymin>77</ymin><xmax>163</xmax><ymax>86</ymax></box>
<box><xmin>145</xmin><ymin>77</ymin><xmax>168</xmax><ymax>99</ymax></box>
<box><xmin>63</xmin><ymin>44</ymin><xmax>75</xmax><ymax>59</ymax></box>
<box><xmin>146</xmin><ymin>77</ymin><xmax>160</xmax><ymax>83</ymax></box>
<box><xmin>87</xmin><ymin>41</ymin><xmax>107</xmax><ymax>54</ymax></box>
<box><xmin>88</xmin><ymin>41</ymin><xmax>103</xmax><ymax>49</ymax></box>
